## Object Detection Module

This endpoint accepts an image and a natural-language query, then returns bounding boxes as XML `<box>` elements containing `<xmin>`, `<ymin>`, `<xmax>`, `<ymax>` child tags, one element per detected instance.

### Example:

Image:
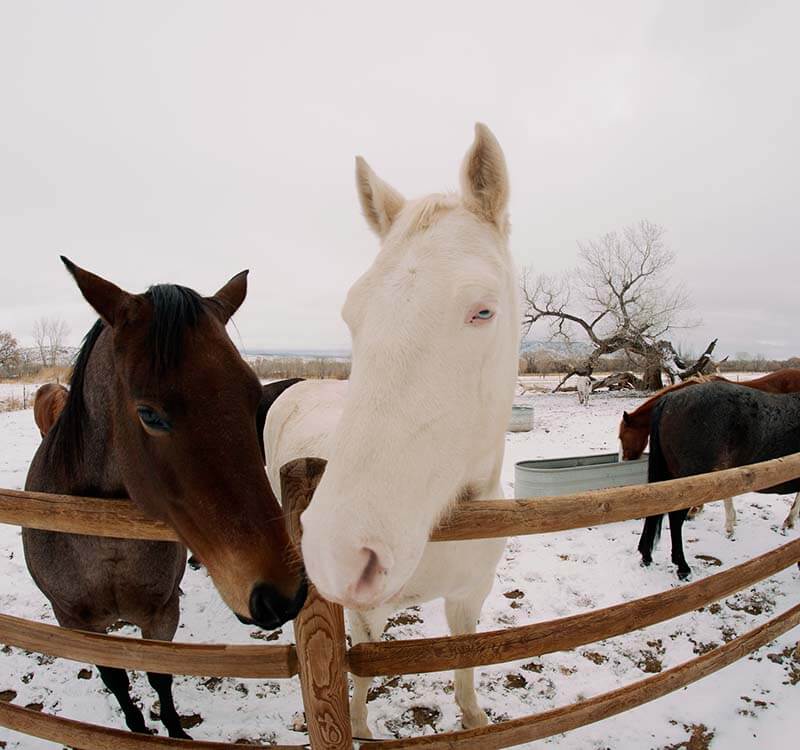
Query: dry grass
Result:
<box><xmin>0</xmin><ymin>365</ymin><xmax>70</xmax><ymax>385</ymax></box>
<box><xmin>0</xmin><ymin>394</ymin><xmax>26</xmax><ymax>413</ymax></box>
<box><xmin>249</xmin><ymin>356</ymin><xmax>350</xmax><ymax>381</ymax></box>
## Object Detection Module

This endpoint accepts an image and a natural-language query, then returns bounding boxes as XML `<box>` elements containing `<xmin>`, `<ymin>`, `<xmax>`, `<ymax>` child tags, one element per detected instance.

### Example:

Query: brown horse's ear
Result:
<box><xmin>61</xmin><ymin>256</ymin><xmax>133</xmax><ymax>326</ymax></box>
<box><xmin>622</xmin><ymin>411</ymin><xmax>630</xmax><ymax>425</ymax></box>
<box><xmin>208</xmin><ymin>270</ymin><xmax>248</xmax><ymax>323</ymax></box>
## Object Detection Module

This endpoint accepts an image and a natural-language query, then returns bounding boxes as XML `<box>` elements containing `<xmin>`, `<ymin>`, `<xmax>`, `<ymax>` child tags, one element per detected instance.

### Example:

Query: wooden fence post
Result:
<box><xmin>281</xmin><ymin>458</ymin><xmax>352</xmax><ymax>750</ymax></box>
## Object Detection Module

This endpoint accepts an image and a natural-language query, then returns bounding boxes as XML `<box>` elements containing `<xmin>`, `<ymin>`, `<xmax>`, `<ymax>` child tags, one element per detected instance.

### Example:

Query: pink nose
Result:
<box><xmin>347</xmin><ymin>544</ymin><xmax>393</xmax><ymax>606</ymax></box>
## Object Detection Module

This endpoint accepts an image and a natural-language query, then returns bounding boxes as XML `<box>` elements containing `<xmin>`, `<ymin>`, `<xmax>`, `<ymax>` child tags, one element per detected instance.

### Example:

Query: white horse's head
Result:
<box><xmin>300</xmin><ymin>124</ymin><xmax>520</xmax><ymax>609</ymax></box>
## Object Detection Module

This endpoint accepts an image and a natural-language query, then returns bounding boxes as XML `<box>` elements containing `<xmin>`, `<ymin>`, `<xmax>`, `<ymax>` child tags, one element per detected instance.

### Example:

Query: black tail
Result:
<box><xmin>638</xmin><ymin>400</ymin><xmax>669</xmax><ymax>561</ymax></box>
<box><xmin>256</xmin><ymin>378</ymin><xmax>304</xmax><ymax>461</ymax></box>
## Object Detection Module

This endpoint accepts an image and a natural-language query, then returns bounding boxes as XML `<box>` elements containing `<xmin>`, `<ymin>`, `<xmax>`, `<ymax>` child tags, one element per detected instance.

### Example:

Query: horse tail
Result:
<box><xmin>638</xmin><ymin>399</ymin><xmax>671</xmax><ymax>563</ymax></box>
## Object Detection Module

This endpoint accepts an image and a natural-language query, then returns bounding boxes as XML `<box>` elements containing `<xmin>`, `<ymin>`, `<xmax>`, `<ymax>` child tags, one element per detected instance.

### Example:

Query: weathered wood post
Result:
<box><xmin>281</xmin><ymin>458</ymin><xmax>352</xmax><ymax>750</ymax></box>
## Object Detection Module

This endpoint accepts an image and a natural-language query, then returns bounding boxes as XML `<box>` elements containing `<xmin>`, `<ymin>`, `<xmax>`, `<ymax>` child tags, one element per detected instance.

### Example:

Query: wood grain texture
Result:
<box><xmin>375</xmin><ymin>602</ymin><xmax>800</xmax><ymax>749</ymax></box>
<box><xmin>0</xmin><ymin>612</ymin><xmax>298</xmax><ymax>678</ymax></box>
<box><xmin>0</xmin><ymin>699</ymin><xmax>302</xmax><ymax>749</ymax></box>
<box><xmin>3</xmin><ymin>451</ymin><xmax>800</xmax><ymax>542</ymax></box>
<box><xmin>0</xmin><ymin>488</ymin><xmax>177</xmax><ymax>540</ymax></box>
<box><xmin>430</xmin><ymin>451</ymin><xmax>800</xmax><ymax>540</ymax></box>
<box><xmin>281</xmin><ymin>458</ymin><xmax>352</xmax><ymax>750</ymax></box>
<box><xmin>347</xmin><ymin>536</ymin><xmax>800</xmax><ymax>676</ymax></box>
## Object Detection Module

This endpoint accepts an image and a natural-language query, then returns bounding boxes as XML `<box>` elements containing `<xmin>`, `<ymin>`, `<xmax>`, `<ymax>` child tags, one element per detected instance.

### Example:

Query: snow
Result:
<box><xmin>0</xmin><ymin>390</ymin><xmax>797</xmax><ymax>749</ymax></box>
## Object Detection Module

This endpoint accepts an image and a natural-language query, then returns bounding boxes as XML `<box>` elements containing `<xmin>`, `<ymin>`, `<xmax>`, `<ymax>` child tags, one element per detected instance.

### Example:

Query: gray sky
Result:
<box><xmin>1</xmin><ymin>1</ymin><xmax>797</xmax><ymax>358</ymax></box>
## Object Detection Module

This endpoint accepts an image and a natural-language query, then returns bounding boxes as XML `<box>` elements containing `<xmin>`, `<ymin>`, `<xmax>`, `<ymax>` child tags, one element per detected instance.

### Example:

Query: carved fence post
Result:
<box><xmin>281</xmin><ymin>458</ymin><xmax>352</xmax><ymax>750</ymax></box>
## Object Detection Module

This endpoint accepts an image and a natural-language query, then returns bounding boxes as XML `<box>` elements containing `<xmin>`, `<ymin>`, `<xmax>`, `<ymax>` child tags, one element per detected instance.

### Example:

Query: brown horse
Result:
<box><xmin>639</xmin><ymin>381</ymin><xmax>800</xmax><ymax>579</ymax></box>
<box><xmin>23</xmin><ymin>258</ymin><xmax>306</xmax><ymax>737</ymax></box>
<box><xmin>619</xmin><ymin>370</ymin><xmax>800</xmax><ymax>459</ymax></box>
<box><xmin>33</xmin><ymin>382</ymin><xmax>69</xmax><ymax>437</ymax></box>
<box><xmin>619</xmin><ymin>369</ymin><xmax>800</xmax><ymax>534</ymax></box>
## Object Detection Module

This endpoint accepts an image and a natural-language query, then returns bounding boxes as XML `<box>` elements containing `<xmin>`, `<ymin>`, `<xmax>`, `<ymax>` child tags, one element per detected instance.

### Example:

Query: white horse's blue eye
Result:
<box><xmin>476</xmin><ymin>309</ymin><xmax>494</xmax><ymax>320</ymax></box>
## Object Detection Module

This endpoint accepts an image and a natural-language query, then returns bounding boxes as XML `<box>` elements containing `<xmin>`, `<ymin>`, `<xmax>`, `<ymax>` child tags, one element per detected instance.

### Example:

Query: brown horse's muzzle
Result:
<box><xmin>234</xmin><ymin>580</ymin><xmax>308</xmax><ymax>630</ymax></box>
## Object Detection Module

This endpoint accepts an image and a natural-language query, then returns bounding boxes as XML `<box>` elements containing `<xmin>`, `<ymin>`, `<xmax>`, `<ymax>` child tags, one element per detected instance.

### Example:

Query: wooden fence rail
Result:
<box><xmin>2</xmin><ymin>451</ymin><xmax>800</xmax><ymax>542</ymax></box>
<box><xmin>347</xmin><ymin>536</ymin><xmax>800</xmax><ymax>676</ymax></box>
<box><xmin>373</xmin><ymin>603</ymin><xmax>800</xmax><ymax>749</ymax></box>
<box><xmin>0</xmin><ymin>701</ymin><xmax>300</xmax><ymax>750</ymax></box>
<box><xmin>0</xmin><ymin>612</ymin><xmax>297</xmax><ymax>678</ymax></box>
<box><xmin>1</xmin><ymin>451</ymin><xmax>799</xmax><ymax>749</ymax></box>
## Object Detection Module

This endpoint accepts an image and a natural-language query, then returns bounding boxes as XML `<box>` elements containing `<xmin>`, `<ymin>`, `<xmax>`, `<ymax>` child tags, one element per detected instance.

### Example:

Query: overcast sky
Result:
<box><xmin>1</xmin><ymin>1</ymin><xmax>797</xmax><ymax>358</ymax></box>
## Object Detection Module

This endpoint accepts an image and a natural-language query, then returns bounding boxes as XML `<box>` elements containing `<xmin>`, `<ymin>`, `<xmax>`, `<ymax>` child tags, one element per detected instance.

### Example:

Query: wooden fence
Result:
<box><xmin>1</xmin><ymin>452</ymin><xmax>799</xmax><ymax>749</ymax></box>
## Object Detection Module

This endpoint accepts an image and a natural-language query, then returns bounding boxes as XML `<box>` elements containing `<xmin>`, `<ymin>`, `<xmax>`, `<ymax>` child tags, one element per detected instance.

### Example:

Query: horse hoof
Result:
<box><xmin>170</xmin><ymin>728</ymin><xmax>192</xmax><ymax>740</ymax></box>
<box><xmin>677</xmin><ymin>568</ymin><xmax>691</xmax><ymax>581</ymax></box>
<box><xmin>351</xmin><ymin>721</ymin><xmax>373</xmax><ymax>740</ymax></box>
<box><xmin>640</xmin><ymin>557</ymin><xmax>652</xmax><ymax>567</ymax></box>
<box><xmin>462</xmin><ymin>708</ymin><xmax>491</xmax><ymax>729</ymax></box>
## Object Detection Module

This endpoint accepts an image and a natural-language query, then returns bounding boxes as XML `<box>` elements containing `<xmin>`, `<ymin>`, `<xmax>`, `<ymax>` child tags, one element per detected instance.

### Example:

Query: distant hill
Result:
<box><xmin>241</xmin><ymin>348</ymin><xmax>351</xmax><ymax>361</ymax></box>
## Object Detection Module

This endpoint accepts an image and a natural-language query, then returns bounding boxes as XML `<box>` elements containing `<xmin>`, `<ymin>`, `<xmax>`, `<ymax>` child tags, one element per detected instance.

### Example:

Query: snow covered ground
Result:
<box><xmin>0</xmin><ymin>390</ymin><xmax>797</xmax><ymax>749</ymax></box>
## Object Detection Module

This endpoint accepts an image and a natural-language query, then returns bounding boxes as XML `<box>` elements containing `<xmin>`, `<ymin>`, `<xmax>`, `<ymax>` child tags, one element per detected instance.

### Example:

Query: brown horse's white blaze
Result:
<box><xmin>266</xmin><ymin>124</ymin><xmax>520</xmax><ymax>735</ymax></box>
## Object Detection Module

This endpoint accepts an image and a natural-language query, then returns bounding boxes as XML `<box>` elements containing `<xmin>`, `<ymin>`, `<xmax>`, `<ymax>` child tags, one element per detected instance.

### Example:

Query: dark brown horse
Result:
<box><xmin>33</xmin><ymin>382</ymin><xmax>69</xmax><ymax>437</ymax></box>
<box><xmin>620</xmin><ymin>369</ymin><xmax>800</xmax><ymax>534</ymax></box>
<box><xmin>618</xmin><ymin>369</ymin><xmax>800</xmax><ymax>460</ymax></box>
<box><xmin>637</xmin><ymin>381</ymin><xmax>800</xmax><ymax>579</ymax></box>
<box><xmin>23</xmin><ymin>258</ymin><xmax>307</xmax><ymax>737</ymax></box>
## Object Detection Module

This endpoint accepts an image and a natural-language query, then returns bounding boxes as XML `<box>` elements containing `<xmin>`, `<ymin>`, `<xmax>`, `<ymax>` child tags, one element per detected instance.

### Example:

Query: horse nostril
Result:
<box><xmin>354</xmin><ymin>546</ymin><xmax>391</xmax><ymax>598</ymax></box>
<box><xmin>248</xmin><ymin>582</ymin><xmax>308</xmax><ymax>630</ymax></box>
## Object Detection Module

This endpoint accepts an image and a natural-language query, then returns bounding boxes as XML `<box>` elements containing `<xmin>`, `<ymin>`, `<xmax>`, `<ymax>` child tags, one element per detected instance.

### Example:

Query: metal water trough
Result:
<box><xmin>515</xmin><ymin>452</ymin><xmax>649</xmax><ymax>498</ymax></box>
<box><xmin>508</xmin><ymin>405</ymin><xmax>534</xmax><ymax>433</ymax></box>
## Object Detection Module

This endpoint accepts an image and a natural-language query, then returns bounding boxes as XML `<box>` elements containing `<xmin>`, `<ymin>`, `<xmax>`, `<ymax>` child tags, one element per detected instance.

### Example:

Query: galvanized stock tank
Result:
<box><xmin>514</xmin><ymin>453</ymin><xmax>649</xmax><ymax>498</ymax></box>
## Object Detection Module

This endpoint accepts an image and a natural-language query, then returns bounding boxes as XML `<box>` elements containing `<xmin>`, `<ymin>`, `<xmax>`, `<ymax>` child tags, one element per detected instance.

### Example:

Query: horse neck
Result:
<box><xmin>80</xmin><ymin>331</ymin><xmax>126</xmax><ymax>495</ymax></box>
<box><xmin>35</xmin><ymin>329</ymin><xmax>124</xmax><ymax>497</ymax></box>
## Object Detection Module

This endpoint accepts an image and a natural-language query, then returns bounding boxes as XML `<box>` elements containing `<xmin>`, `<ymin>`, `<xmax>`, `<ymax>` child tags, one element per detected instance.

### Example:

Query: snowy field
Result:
<box><xmin>0</xmin><ymin>389</ymin><xmax>797</xmax><ymax>749</ymax></box>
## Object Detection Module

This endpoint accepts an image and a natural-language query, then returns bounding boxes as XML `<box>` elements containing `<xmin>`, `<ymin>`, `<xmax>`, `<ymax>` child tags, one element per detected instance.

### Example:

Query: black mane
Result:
<box><xmin>145</xmin><ymin>284</ymin><xmax>205</xmax><ymax>373</ymax></box>
<box><xmin>44</xmin><ymin>284</ymin><xmax>207</xmax><ymax>477</ymax></box>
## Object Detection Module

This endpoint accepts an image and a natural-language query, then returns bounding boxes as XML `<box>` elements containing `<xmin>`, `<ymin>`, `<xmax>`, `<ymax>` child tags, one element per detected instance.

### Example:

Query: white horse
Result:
<box><xmin>576</xmin><ymin>375</ymin><xmax>592</xmax><ymax>406</ymax></box>
<box><xmin>265</xmin><ymin>124</ymin><xmax>520</xmax><ymax>737</ymax></box>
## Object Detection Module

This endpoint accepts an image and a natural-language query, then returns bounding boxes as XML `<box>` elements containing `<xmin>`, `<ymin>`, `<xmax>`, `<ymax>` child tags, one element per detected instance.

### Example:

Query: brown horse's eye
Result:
<box><xmin>137</xmin><ymin>406</ymin><xmax>171</xmax><ymax>433</ymax></box>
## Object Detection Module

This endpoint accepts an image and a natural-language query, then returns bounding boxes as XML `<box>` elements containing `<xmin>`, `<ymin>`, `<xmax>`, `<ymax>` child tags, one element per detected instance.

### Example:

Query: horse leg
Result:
<box><xmin>146</xmin><ymin>673</ymin><xmax>188</xmax><ymax>739</ymax></box>
<box><xmin>142</xmin><ymin>597</ymin><xmax>189</xmax><ymax>739</ymax></box>
<box><xmin>637</xmin><ymin>515</ymin><xmax>661</xmax><ymax>566</ymax></box>
<box><xmin>783</xmin><ymin>491</ymin><xmax>800</xmax><ymax>531</ymax></box>
<box><xmin>51</xmin><ymin>604</ymin><xmax>149</xmax><ymax>734</ymax></box>
<box><xmin>347</xmin><ymin>607</ymin><xmax>390</xmax><ymax>740</ymax></box>
<box><xmin>96</xmin><ymin>666</ymin><xmax>149</xmax><ymax>734</ymax></box>
<box><xmin>668</xmin><ymin>508</ymin><xmax>691</xmax><ymax>580</ymax></box>
<box><xmin>445</xmin><ymin>595</ymin><xmax>491</xmax><ymax>729</ymax></box>
<box><xmin>724</xmin><ymin>498</ymin><xmax>737</xmax><ymax>537</ymax></box>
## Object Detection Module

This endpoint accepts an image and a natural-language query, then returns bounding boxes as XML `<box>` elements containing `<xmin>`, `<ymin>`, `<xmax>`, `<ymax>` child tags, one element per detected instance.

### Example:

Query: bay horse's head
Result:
<box><xmin>619</xmin><ymin>410</ymin><xmax>649</xmax><ymax>461</ymax></box>
<box><xmin>61</xmin><ymin>258</ymin><xmax>306</xmax><ymax>629</ymax></box>
<box><xmin>299</xmin><ymin>124</ymin><xmax>520</xmax><ymax>609</ymax></box>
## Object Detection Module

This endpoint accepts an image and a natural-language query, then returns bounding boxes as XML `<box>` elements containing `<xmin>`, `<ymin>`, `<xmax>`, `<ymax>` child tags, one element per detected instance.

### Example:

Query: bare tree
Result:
<box><xmin>523</xmin><ymin>220</ymin><xmax>708</xmax><ymax>390</ymax></box>
<box><xmin>32</xmin><ymin>318</ymin><xmax>48</xmax><ymax>367</ymax></box>
<box><xmin>32</xmin><ymin>317</ymin><xmax>70</xmax><ymax>367</ymax></box>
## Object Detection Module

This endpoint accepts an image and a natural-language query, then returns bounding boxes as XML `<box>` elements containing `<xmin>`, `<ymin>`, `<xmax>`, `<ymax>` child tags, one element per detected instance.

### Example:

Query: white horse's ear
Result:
<box><xmin>460</xmin><ymin>123</ymin><xmax>509</xmax><ymax>228</ymax></box>
<box><xmin>355</xmin><ymin>156</ymin><xmax>406</xmax><ymax>238</ymax></box>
